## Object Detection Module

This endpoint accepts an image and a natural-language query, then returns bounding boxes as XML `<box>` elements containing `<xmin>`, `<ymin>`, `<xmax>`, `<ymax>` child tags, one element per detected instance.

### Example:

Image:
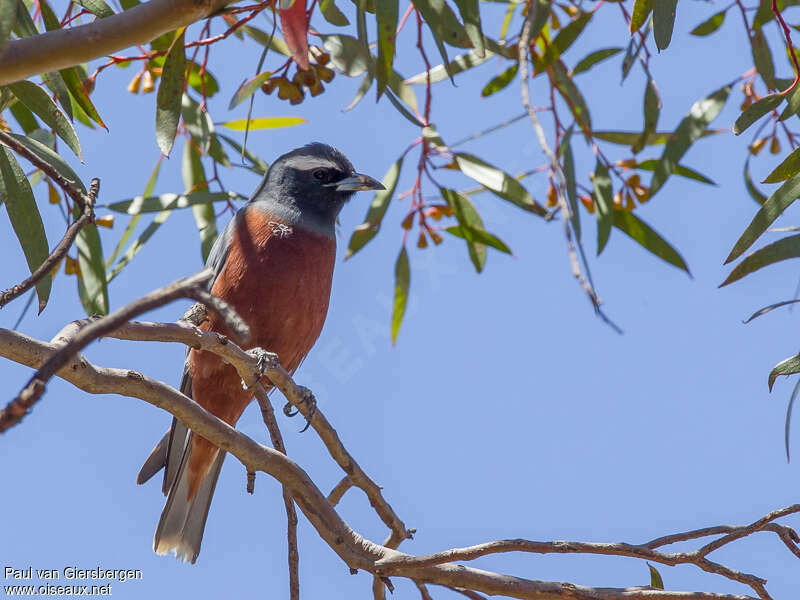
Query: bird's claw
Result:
<box><xmin>283</xmin><ymin>386</ymin><xmax>316</xmax><ymax>432</ymax></box>
<box><xmin>247</xmin><ymin>347</ymin><xmax>279</xmax><ymax>380</ymax></box>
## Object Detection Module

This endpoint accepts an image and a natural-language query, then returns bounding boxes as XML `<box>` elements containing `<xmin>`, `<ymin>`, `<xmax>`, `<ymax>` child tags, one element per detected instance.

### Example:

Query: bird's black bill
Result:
<box><xmin>330</xmin><ymin>173</ymin><xmax>385</xmax><ymax>192</ymax></box>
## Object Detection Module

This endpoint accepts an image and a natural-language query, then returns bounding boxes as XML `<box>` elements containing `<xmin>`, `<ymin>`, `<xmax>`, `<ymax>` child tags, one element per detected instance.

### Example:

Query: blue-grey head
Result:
<box><xmin>251</xmin><ymin>143</ymin><xmax>384</xmax><ymax>235</ymax></box>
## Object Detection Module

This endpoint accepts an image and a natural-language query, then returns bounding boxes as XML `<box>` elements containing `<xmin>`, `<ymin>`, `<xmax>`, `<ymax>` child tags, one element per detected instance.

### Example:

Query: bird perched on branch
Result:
<box><xmin>136</xmin><ymin>143</ymin><xmax>383</xmax><ymax>563</ymax></box>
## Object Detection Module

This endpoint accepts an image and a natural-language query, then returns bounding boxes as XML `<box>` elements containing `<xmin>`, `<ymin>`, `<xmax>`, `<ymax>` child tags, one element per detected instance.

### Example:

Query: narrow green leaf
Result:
<box><xmin>635</xmin><ymin>160</ymin><xmax>715</xmax><ymax>185</ymax></box>
<box><xmin>650</xmin><ymin>85</ymin><xmax>731</xmax><ymax>197</ymax></box>
<box><xmin>186</xmin><ymin>61</ymin><xmax>218</xmax><ymax>98</ymax></box>
<box><xmin>745</xmin><ymin>298</ymin><xmax>800</xmax><ymax>323</ymax></box>
<box><xmin>155</xmin><ymin>30</ymin><xmax>186</xmax><ymax>156</ymax></box>
<box><xmin>322</xmin><ymin>33</ymin><xmax>372</xmax><ymax>77</ymax></box>
<box><xmin>630</xmin><ymin>0</ymin><xmax>653</xmax><ymax>32</ymax></box>
<box><xmin>722</xmin><ymin>233</ymin><xmax>800</xmax><ymax>286</ymax></box>
<box><xmin>9</xmin><ymin>100</ymin><xmax>38</xmax><ymax>133</ymax></box>
<box><xmin>593</xmin><ymin>129</ymin><xmax>723</xmax><ymax>146</ymax></box>
<box><xmin>527</xmin><ymin>0</ymin><xmax>551</xmax><ymax>42</ymax></box>
<box><xmin>558</xmin><ymin>125</ymin><xmax>580</xmax><ymax>240</ymax></box>
<box><xmin>653</xmin><ymin>0</ymin><xmax>677</xmax><ymax>50</ymax></box>
<box><xmin>445</xmin><ymin>224</ymin><xmax>511</xmax><ymax>254</ymax></box>
<box><xmin>217</xmin><ymin>134</ymin><xmax>269</xmax><ymax>175</ymax></box>
<box><xmin>9</xmin><ymin>80</ymin><xmax>81</xmax><ymax>158</ymax></box>
<box><xmin>535</xmin><ymin>11</ymin><xmax>592</xmax><ymax>73</ymax></box>
<box><xmin>725</xmin><ymin>174</ymin><xmax>800</xmax><ymax>263</ymax></box>
<box><xmin>647</xmin><ymin>564</ymin><xmax>664</xmax><ymax>590</ymax></box>
<box><xmin>405</xmin><ymin>47</ymin><xmax>494</xmax><ymax>85</ymax></box>
<box><xmin>181</xmin><ymin>93</ymin><xmax>212</xmax><ymax>153</ymax></box>
<box><xmin>744</xmin><ymin>156</ymin><xmax>767</xmax><ymax>205</ymax></box>
<box><xmin>769</xmin><ymin>352</ymin><xmax>800</xmax><ymax>391</ymax></box>
<box><xmin>7</xmin><ymin>132</ymin><xmax>83</xmax><ymax>188</ymax></box>
<box><xmin>346</xmin><ymin>157</ymin><xmax>403</xmax><ymax>259</ymax></box>
<box><xmin>220</xmin><ymin>116</ymin><xmax>306</xmax><ymax>131</ymax></box>
<box><xmin>552</xmin><ymin>60</ymin><xmax>591</xmax><ymax>137</ymax></box>
<box><xmin>107</xmin><ymin>157</ymin><xmax>161</xmax><ymax>268</ymax></box>
<box><xmin>751</xmin><ymin>27</ymin><xmax>776</xmax><ymax>89</ymax></box>
<box><xmin>60</xmin><ymin>66</ymin><xmax>106</xmax><ymax>129</ymax></box>
<box><xmin>385</xmin><ymin>87</ymin><xmax>425</xmax><ymax>127</ymax></box>
<box><xmin>453</xmin><ymin>0</ymin><xmax>484</xmax><ymax>56</ymax></box>
<box><xmin>320</xmin><ymin>0</ymin><xmax>349</xmax><ymax>26</ymax></box>
<box><xmin>391</xmin><ymin>245</ymin><xmax>410</xmax><ymax>344</ymax></box>
<box><xmin>0</xmin><ymin>0</ymin><xmax>16</xmax><ymax>53</ymax></box>
<box><xmin>571</xmin><ymin>47</ymin><xmax>622</xmax><ymax>76</ymax></box>
<box><xmin>107</xmin><ymin>210</ymin><xmax>173</xmax><ymax>282</ymax></box>
<box><xmin>441</xmin><ymin>187</ymin><xmax>487</xmax><ymax>272</ymax></box>
<box><xmin>690</xmin><ymin>10</ymin><xmax>725</xmax><ymax>36</ymax></box>
<box><xmin>345</xmin><ymin>72</ymin><xmax>374</xmax><ymax>111</ymax></box>
<box><xmin>764</xmin><ymin>145</ymin><xmax>800</xmax><ymax>183</ymax></box>
<box><xmin>75</xmin><ymin>214</ymin><xmax>109</xmax><ymax>316</ymax></box>
<box><xmin>106</xmin><ymin>191</ymin><xmax>241</xmax><ymax>214</ymax></box>
<box><xmin>455</xmin><ymin>152</ymin><xmax>546</xmax><ymax>216</ymax></box>
<box><xmin>376</xmin><ymin>0</ymin><xmax>398</xmax><ymax>98</ymax></box>
<box><xmin>412</xmin><ymin>0</ymin><xmax>471</xmax><ymax>49</ymax></box>
<box><xmin>733</xmin><ymin>93</ymin><xmax>782</xmax><ymax>135</ymax></box>
<box><xmin>182</xmin><ymin>141</ymin><xmax>217</xmax><ymax>262</ymax></box>
<box><xmin>632</xmin><ymin>77</ymin><xmax>661</xmax><ymax>154</ymax></box>
<box><xmin>0</xmin><ymin>147</ymin><xmax>51</xmax><ymax>312</ymax></box>
<box><xmin>74</xmin><ymin>0</ymin><xmax>114</xmax><ymax>18</ymax></box>
<box><xmin>780</xmin><ymin>79</ymin><xmax>800</xmax><ymax>120</ymax></box>
<box><xmin>12</xmin><ymin>0</ymin><xmax>36</xmax><ymax>37</ymax></box>
<box><xmin>593</xmin><ymin>160</ymin><xmax>612</xmax><ymax>254</ymax></box>
<box><xmin>785</xmin><ymin>378</ymin><xmax>800</xmax><ymax>461</ymax></box>
<box><xmin>481</xmin><ymin>63</ymin><xmax>518</xmax><ymax>97</ymax></box>
<box><xmin>614</xmin><ymin>209</ymin><xmax>690</xmax><ymax>274</ymax></box>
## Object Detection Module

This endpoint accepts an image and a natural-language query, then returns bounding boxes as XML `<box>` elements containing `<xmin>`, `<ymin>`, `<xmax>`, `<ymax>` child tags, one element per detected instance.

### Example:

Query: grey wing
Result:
<box><xmin>136</xmin><ymin>206</ymin><xmax>246</xmax><ymax>489</ymax></box>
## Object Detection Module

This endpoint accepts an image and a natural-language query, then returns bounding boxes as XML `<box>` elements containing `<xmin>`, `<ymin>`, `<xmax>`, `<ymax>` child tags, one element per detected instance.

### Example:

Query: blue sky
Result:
<box><xmin>2</xmin><ymin>1</ymin><xmax>800</xmax><ymax>598</ymax></box>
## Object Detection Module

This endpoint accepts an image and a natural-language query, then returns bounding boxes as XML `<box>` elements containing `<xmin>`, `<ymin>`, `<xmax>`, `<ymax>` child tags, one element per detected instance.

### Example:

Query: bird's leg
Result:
<box><xmin>284</xmin><ymin>386</ymin><xmax>316</xmax><ymax>433</ymax></box>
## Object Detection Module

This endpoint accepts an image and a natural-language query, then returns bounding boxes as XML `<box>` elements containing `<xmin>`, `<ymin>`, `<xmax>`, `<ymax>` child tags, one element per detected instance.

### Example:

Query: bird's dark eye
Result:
<box><xmin>313</xmin><ymin>169</ymin><xmax>328</xmax><ymax>182</ymax></box>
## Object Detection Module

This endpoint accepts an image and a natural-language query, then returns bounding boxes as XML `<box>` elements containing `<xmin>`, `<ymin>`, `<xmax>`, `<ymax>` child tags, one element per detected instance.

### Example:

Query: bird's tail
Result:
<box><xmin>152</xmin><ymin>435</ymin><xmax>226</xmax><ymax>564</ymax></box>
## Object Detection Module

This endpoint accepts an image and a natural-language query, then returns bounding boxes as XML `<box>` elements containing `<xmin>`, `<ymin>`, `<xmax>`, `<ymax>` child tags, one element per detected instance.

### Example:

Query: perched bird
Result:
<box><xmin>136</xmin><ymin>143</ymin><xmax>384</xmax><ymax>563</ymax></box>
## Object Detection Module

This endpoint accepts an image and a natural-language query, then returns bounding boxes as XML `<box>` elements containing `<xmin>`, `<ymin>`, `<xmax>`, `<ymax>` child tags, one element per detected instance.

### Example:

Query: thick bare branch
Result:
<box><xmin>0</xmin><ymin>0</ymin><xmax>231</xmax><ymax>85</ymax></box>
<box><xmin>0</xmin><ymin>324</ymin><xmax>790</xmax><ymax>600</ymax></box>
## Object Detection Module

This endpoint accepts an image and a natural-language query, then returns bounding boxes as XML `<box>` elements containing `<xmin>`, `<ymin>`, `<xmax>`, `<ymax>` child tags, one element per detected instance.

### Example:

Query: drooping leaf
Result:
<box><xmin>725</xmin><ymin>174</ymin><xmax>800</xmax><ymax>263</ymax></box>
<box><xmin>322</xmin><ymin>33</ymin><xmax>372</xmax><ymax>77</ymax></box>
<box><xmin>59</xmin><ymin>66</ymin><xmax>106</xmax><ymax>129</ymax></box>
<box><xmin>0</xmin><ymin>0</ymin><xmax>16</xmax><ymax>53</ymax></box>
<box><xmin>280</xmin><ymin>0</ymin><xmax>310</xmax><ymax>70</ymax></box>
<box><xmin>593</xmin><ymin>160</ymin><xmax>613</xmax><ymax>254</ymax></box>
<box><xmin>320</xmin><ymin>0</ymin><xmax>349</xmax><ymax>26</ymax></box>
<box><xmin>733</xmin><ymin>93</ymin><xmax>783</xmax><ymax>135</ymax></box>
<box><xmin>155</xmin><ymin>30</ymin><xmax>186</xmax><ymax>156</ymax></box>
<box><xmin>558</xmin><ymin>125</ymin><xmax>580</xmax><ymax>240</ymax></box>
<box><xmin>571</xmin><ymin>47</ymin><xmax>622</xmax><ymax>76</ymax></box>
<box><xmin>181</xmin><ymin>94</ymin><xmax>212</xmax><ymax>153</ymax></box>
<box><xmin>751</xmin><ymin>27</ymin><xmax>776</xmax><ymax>89</ymax></box>
<box><xmin>7</xmin><ymin>133</ymin><xmax>83</xmax><ymax>188</ymax></box>
<box><xmin>769</xmin><ymin>352</ymin><xmax>800</xmax><ymax>391</ymax></box>
<box><xmin>613</xmin><ymin>209</ymin><xmax>690</xmax><ymax>274</ymax></box>
<box><xmin>405</xmin><ymin>47</ymin><xmax>494</xmax><ymax>85</ymax></box>
<box><xmin>527</xmin><ymin>0</ymin><xmax>551</xmax><ymax>43</ymax></box>
<box><xmin>75</xmin><ymin>214</ymin><xmax>109</xmax><ymax>316</ymax></box>
<box><xmin>9</xmin><ymin>100</ymin><xmax>38</xmax><ymax>133</ymax></box>
<box><xmin>593</xmin><ymin>129</ymin><xmax>723</xmax><ymax>146</ymax></box>
<box><xmin>412</xmin><ymin>0</ymin><xmax>471</xmax><ymax>49</ymax></box>
<box><xmin>376</xmin><ymin>0</ymin><xmax>398</xmax><ymax>97</ymax></box>
<box><xmin>630</xmin><ymin>0</ymin><xmax>653</xmax><ymax>32</ymax></box>
<box><xmin>552</xmin><ymin>60</ymin><xmax>591</xmax><ymax>137</ymax></box>
<box><xmin>722</xmin><ymin>233</ymin><xmax>800</xmax><ymax>286</ymax></box>
<box><xmin>445</xmin><ymin>224</ymin><xmax>511</xmax><ymax>254</ymax></box>
<box><xmin>8</xmin><ymin>80</ymin><xmax>81</xmax><ymax>158</ymax></box>
<box><xmin>182</xmin><ymin>141</ymin><xmax>217</xmax><ymax>262</ymax></box>
<box><xmin>785</xmin><ymin>378</ymin><xmax>800</xmax><ymax>461</ymax></box>
<box><xmin>107</xmin><ymin>209</ymin><xmax>174</xmax><ymax>282</ymax></box>
<box><xmin>635</xmin><ymin>160</ymin><xmax>715</xmax><ymax>185</ymax></box>
<box><xmin>391</xmin><ymin>245</ymin><xmax>410</xmax><ymax>344</ymax></box>
<box><xmin>0</xmin><ymin>147</ymin><xmax>51</xmax><ymax>312</ymax></box>
<box><xmin>764</xmin><ymin>145</ymin><xmax>800</xmax><ymax>183</ymax></box>
<box><xmin>217</xmin><ymin>134</ymin><xmax>269</xmax><ymax>175</ymax></box>
<box><xmin>535</xmin><ymin>11</ymin><xmax>592</xmax><ymax>73</ymax></box>
<box><xmin>346</xmin><ymin>157</ymin><xmax>403</xmax><ymax>259</ymax></box>
<box><xmin>653</xmin><ymin>0</ymin><xmax>677</xmax><ymax>50</ymax></box>
<box><xmin>649</xmin><ymin>85</ymin><xmax>731</xmax><ymax>197</ymax></box>
<box><xmin>481</xmin><ymin>63</ymin><xmax>518</xmax><ymax>96</ymax></box>
<box><xmin>744</xmin><ymin>156</ymin><xmax>767</xmax><ymax>205</ymax></box>
<box><xmin>186</xmin><ymin>61</ymin><xmax>219</xmax><ymax>98</ymax></box>
<box><xmin>454</xmin><ymin>152</ymin><xmax>546</xmax><ymax>216</ymax></box>
<box><xmin>441</xmin><ymin>187</ymin><xmax>487</xmax><ymax>272</ymax></box>
<box><xmin>690</xmin><ymin>10</ymin><xmax>725</xmax><ymax>36</ymax></box>
<box><xmin>632</xmin><ymin>77</ymin><xmax>661</xmax><ymax>154</ymax></box>
<box><xmin>780</xmin><ymin>79</ymin><xmax>800</xmax><ymax>120</ymax></box>
<box><xmin>453</xmin><ymin>0</ymin><xmax>484</xmax><ymax>56</ymax></box>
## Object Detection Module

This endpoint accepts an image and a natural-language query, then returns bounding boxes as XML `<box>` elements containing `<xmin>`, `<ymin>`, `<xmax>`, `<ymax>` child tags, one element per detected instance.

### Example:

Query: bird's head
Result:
<box><xmin>252</xmin><ymin>143</ymin><xmax>384</xmax><ymax>235</ymax></box>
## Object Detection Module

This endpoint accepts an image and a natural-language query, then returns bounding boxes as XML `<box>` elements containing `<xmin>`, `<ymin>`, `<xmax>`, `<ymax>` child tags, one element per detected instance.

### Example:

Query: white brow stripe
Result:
<box><xmin>282</xmin><ymin>156</ymin><xmax>341</xmax><ymax>171</ymax></box>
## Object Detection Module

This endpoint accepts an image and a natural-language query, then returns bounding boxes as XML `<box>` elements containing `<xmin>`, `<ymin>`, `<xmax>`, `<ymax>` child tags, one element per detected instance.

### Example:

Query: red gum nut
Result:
<box><xmin>280</xmin><ymin>0</ymin><xmax>310</xmax><ymax>71</ymax></box>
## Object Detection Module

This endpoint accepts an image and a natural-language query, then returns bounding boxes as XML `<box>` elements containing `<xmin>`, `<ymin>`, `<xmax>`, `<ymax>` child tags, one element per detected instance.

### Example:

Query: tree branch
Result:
<box><xmin>0</xmin><ymin>323</ymin><xmax>794</xmax><ymax>599</ymax></box>
<box><xmin>0</xmin><ymin>178</ymin><xmax>98</xmax><ymax>309</ymax></box>
<box><xmin>0</xmin><ymin>0</ymin><xmax>233</xmax><ymax>85</ymax></box>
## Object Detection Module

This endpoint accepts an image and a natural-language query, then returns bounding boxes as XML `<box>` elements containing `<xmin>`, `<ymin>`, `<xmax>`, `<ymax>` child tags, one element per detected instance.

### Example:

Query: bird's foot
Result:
<box><xmin>283</xmin><ymin>386</ymin><xmax>316</xmax><ymax>432</ymax></box>
<box><xmin>246</xmin><ymin>348</ymin><xmax>280</xmax><ymax>386</ymax></box>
